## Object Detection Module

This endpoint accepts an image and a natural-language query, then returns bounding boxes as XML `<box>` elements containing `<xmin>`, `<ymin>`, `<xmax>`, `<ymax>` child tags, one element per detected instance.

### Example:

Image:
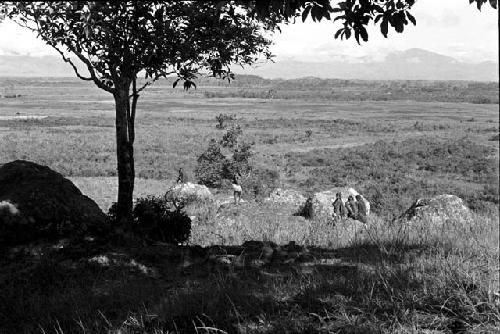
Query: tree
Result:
<box><xmin>3</xmin><ymin>0</ymin><xmax>495</xmax><ymax>227</ymax></box>
<box><xmin>5</xmin><ymin>2</ymin><xmax>276</xmax><ymax>227</ymax></box>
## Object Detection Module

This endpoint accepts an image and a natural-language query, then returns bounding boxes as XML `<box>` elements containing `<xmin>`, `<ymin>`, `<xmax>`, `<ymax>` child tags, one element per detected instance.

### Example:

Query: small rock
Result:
<box><xmin>261</xmin><ymin>244</ymin><xmax>274</xmax><ymax>260</ymax></box>
<box><xmin>250</xmin><ymin>259</ymin><xmax>266</xmax><ymax>268</ymax></box>
<box><xmin>215</xmin><ymin>255</ymin><xmax>234</xmax><ymax>266</ymax></box>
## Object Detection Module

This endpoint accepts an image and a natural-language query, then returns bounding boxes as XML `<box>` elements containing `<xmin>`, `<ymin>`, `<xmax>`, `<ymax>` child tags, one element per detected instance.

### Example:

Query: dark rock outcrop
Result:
<box><xmin>0</xmin><ymin>160</ymin><xmax>107</xmax><ymax>246</ymax></box>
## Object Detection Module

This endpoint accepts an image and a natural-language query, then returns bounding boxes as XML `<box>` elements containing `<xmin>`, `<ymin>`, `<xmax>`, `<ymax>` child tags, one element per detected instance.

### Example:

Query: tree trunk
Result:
<box><xmin>114</xmin><ymin>85</ymin><xmax>134</xmax><ymax>228</ymax></box>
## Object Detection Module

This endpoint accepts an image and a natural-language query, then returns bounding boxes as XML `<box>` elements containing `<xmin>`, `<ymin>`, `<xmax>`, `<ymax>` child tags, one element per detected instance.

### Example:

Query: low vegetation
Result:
<box><xmin>285</xmin><ymin>137</ymin><xmax>499</xmax><ymax>218</ymax></box>
<box><xmin>1</xmin><ymin>211</ymin><xmax>497</xmax><ymax>333</ymax></box>
<box><xmin>199</xmin><ymin>76</ymin><xmax>499</xmax><ymax>104</ymax></box>
<box><xmin>108</xmin><ymin>195</ymin><xmax>192</xmax><ymax>244</ymax></box>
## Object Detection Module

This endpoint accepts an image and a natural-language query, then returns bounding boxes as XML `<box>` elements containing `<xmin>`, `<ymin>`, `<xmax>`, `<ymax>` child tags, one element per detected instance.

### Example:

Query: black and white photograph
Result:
<box><xmin>0</xmin><ymin>1</ymin><xmax>498</xmax><ymax>333</ymax></box>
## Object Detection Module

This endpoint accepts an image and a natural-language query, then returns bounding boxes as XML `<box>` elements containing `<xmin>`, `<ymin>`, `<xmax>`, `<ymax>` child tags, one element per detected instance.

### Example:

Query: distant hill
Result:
<box><xmin>0</xmin><ymin>48</ymin><xmax>498</xmax><ymax>81</ymax></box>
<box><xmin>0</xmin><ymin>55</ymin><xmax>88</xmax><ymax>77</ymax></box>
<box><xmin>235</xmin><ymin>48</ymin><xmax>499</xmax><ymax>82</ymax></box>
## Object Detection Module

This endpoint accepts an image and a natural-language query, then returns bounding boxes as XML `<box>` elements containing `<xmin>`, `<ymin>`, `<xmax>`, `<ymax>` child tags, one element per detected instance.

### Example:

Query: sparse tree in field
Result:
<box><xmin>4</xmin><ymin>2</ymin><xmax>276</xmax><ymax>228</ymax></box>
<box><xmin>2</xmin><ymin>0</ymin><xmax>495</xmax><ymax>229</ymax></box>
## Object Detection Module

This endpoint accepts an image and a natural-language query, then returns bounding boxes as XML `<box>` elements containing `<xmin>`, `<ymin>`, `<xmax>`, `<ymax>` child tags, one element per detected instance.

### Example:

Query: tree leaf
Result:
<box><xmin>301</xmin><ymin>6</ymin><xmax>311</xmax><ymax>22</ymax></box>
<box><xmin>406</xmin><ymin>11</ymin><xmax>416</xmax><ymax>25</ymax></box>
<box><xmin>334</xmin><ymin>28</ymin><xmax>343</xmax><ymax>39</ymax></box>
<box><xmin>381</xmin><ymin>18</ymin><xmax>389</xmax><ymax>37</ymax></box>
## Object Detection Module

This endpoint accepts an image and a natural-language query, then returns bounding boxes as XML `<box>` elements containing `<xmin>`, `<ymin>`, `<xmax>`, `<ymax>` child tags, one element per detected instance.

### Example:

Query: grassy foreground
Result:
<box><xmin>1</xmin><ymin>210</ymin><xmax>498</xmax><ymax>334</ymax></box>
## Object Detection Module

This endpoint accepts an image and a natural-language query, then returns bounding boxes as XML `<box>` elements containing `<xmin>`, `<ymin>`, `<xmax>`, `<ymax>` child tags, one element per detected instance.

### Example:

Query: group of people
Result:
<box><xmin>332</xmin><ymin>192</ymin><xmax>368</xmax><ymax>223</ymax></box>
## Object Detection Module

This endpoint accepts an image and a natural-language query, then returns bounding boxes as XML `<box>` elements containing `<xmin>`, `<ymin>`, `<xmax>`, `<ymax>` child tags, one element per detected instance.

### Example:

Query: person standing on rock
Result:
<box><xmin>332</xmin><ymin>192</ymin><xmax>347</xmax><ymax>220</ymax></box>
<box><xmin>346</xmin><ymin>195</ymin><xmax>358</xmax><ymax>219</ymax></box>
<box><xmin>355</xmin><ymin>194</ymin><xmax>368</xmax><ymax>224</ymax></box>
<box><xmin>232</xmin><ymin>171</ymin><xmax>242</xmax><ymax>205</ymax></box>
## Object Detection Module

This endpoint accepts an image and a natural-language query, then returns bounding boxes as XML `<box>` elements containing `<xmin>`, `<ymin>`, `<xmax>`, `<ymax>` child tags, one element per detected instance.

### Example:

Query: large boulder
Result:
<box><xmin>401</xmin><ymin>194</ymin><xmax>472</xmax><ymax>225</ymax></box>
<box><xmin>165</xmin><ymin>182</ymin><xmax>213</xmax><ymax>204</ymax></box>
<box><xmin>300</xmin><ymin>187</ymin><xmax>370</xmax><ymax>220</ymax></box>
<box><xmin>265</xmin><ymin>188</ymin><xmax>306</xmax><ymax>207</ymax></box>
<box><xmin>0</xmin><ymin>160</ymin><xmax>107</xmax><ymax>246</ymax></box>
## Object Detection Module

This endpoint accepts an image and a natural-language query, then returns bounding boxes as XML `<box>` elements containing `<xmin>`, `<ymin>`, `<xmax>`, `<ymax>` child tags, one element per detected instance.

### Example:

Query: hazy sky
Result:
<box><xmin>0</xmin><ymin>0</ymin><xmax>497</xmax><ymax>62</ymax></box>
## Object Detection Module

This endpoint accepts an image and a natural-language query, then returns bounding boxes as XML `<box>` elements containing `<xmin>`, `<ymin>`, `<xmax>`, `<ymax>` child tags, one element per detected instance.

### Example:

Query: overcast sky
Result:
<box><xmin>0</xmin><ymin>0</ymin><xmax>497</xmax><ymax>62</ymax></box>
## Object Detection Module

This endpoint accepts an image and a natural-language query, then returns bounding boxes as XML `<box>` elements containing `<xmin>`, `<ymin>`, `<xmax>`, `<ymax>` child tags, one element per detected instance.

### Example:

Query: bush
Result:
<box><xmin>108</xmin><ymin>196</ymin><xmax>191</xmax><ymax>244</ymax></box>
<box><xmin>489</xmin><ymin>134</ymin><xmax>499</xmax><ymax>141</ymax></box>
<box><xmin>243</xmin><ymin>167</ymin><xmax>280</xmax><ymax>201</ymax></box>
<box><xmin>227</xmin><ymin>140</ymin><xmax>254</xmax><ymax>175</ymax></box>
<box><xmin>220</xmin><ymin>125</ymin><xmax>242</xmax><ymax>148</ymax></box>
<box><xmin>305</xmin><ymin>129</ymin><xmax>313</xmax><ymax>140</ymax></box>
<box><xmin>195</xmin><ymin>139</ymin><xmax>229</xmax><ymax>187</ymax></box>
<box><xmin>215</xmin><ymin>113</ymin><xmax>235</xmax><ymax>129</ymax></box>
<box><xmin>196</xmin><ymin>125</ymin><xmax>254</xmax><ymax>188</ymax></box>
<box><xmin>469</xmin><ymin>96</ymin><xmax>492</xmax><ymax>104</ymax></box>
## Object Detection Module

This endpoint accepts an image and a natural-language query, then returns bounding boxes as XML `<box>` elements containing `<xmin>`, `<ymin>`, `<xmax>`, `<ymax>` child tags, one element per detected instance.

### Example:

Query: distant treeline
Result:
<box><xmin>1</xmin><ymin>75</ymin><xmax>498</xmax><ymax>104</ymax></box>
<box><xmin>180</xmin><ymin>75</ymin><xmax>500</xmax><ymax>104</ymax></box>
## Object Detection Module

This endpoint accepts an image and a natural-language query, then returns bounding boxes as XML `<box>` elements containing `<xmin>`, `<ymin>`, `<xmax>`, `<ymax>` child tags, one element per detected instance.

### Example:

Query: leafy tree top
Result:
<box><xmin>5</xmin><ymin>2</ymin><xmax>276</xmax><ymax>93</ymax></box>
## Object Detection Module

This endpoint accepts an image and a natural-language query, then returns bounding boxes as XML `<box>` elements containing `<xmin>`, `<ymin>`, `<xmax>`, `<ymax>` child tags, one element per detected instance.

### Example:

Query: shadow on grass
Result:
<box><xmin>0</xmin><ymin>240</ymin><xmax>496</xmax><ymax>333</ymax></box>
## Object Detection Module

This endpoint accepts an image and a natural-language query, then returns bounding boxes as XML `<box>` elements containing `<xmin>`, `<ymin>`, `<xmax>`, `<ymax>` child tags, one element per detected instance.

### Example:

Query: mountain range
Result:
<box><xmin>0</xmin><ymin>48</ymin><xmax>497</xmax><ymax>81</ymax></box>
<box><xmin>234</xmin><ymin>49</ymin><xmax>498</xmax><ymax>81</ymax></box>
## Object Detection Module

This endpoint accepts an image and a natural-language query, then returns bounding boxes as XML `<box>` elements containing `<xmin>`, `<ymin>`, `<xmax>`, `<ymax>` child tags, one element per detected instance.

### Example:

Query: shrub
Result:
<box><xmin>489</xmin><ymin>134</ymin><xmax>499</xmax><ymax>141</ymax></box>
<box><xmin>195</xmin><ymin>139</ymin><xmax>228</xmax><ymax>187</ymax></box>
<box><xmin>227</xmin><ymin>140</ymin><xmax>254</xmax><ymax>175</ymax></box>
<box><xmin>196</xmin><ymin>125</ymin><xmax>255</xmax><ymax>188</ymax></box>
<box><xmin>243</xmin><ymin>167</ymin><xmax>280</xmax><ymax>200</ymax></box>
<box><xmin>132</xmin><ymin>196</ymin><xmax>191</xmax><ymax>244</ymax></box>
<box><xmin>108</xmin><ymin>196</ymin><xmax>191</xmax><ymax>244</ymax></box>
<box><xmin>215</xmin><ymin>113</ymin><xmax>235</xmax><ymax>129</ymax></box>
<box><xmin>220</xmin><ymin>125</ymin><xmax>242</xmax><ymax>148</ymax></box>
<box><xmin>469</xmin><ymin>96</ymin><xmax>492</xmax><ymax>104</ymax></box>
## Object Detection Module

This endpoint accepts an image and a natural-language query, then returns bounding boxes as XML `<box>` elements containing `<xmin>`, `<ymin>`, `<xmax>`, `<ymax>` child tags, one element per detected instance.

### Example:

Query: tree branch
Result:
<box><xmin>51</xmin><ymin>45</ymin><xmax>93</xmax><ymax>81</ymax></box>
<box><xmin>65</xmin><ymin>44</ymin><xmax>116</xmax><ymax>94</ymax></box>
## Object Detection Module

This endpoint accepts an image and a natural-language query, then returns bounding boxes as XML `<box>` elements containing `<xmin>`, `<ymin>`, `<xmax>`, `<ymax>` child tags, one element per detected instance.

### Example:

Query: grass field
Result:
<box><xmin>0</xmin><ymin>77</ymin><xmax>499</xmax><ymax>333</ymax></box>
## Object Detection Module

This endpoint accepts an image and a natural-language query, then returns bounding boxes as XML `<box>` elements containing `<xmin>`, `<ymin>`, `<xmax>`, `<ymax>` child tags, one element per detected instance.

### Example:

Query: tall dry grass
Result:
<box><xmin>115</xmin><ymin>210</ymin><xmax>500</xmax><ymax>333</ymax></box>
<box><xmin>3</xmin><ymin>204</ymin><xmax>498</xmax><ymax>333</ymax></box>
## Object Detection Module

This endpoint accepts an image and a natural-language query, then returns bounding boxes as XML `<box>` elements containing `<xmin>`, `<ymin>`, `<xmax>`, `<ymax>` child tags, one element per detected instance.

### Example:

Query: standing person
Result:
<box><xmin>355</xmin><ymin>194</ymin><xmax>368</xmax><ymax>224</ymax></box>
<box><xmin>332</xmin><ymin>192</ymin><xmax>347</xmax><ymax>220</ymax></box>
<box><xmin>176</xmin><ymin>167</ymin><xmax>185</xmax><ymax>184</ymax></box>
<box><xmin>232</xmin><ymin>171</ymin><xmax>242</xmax><ymax>205</ymax></box>
<box><xmin>346</xmin><ymin>195</ymin><xmax>358</xmax><ymax>219</ymax></box>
